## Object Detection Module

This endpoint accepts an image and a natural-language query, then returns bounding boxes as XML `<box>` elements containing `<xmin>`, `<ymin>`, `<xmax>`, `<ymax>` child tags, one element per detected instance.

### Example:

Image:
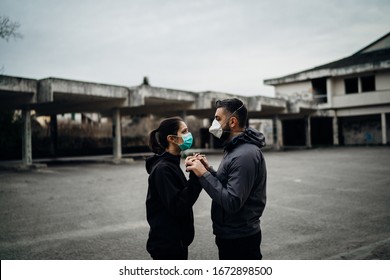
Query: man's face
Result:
<box><xmin>214</xmin><ymin>108</ymin><xmax>228</xmax><ymax>127</ymax></box>
<box><xmin>214</xmin><ymin>107</ymin><xmax>232</xmax><ymax>141</ymax></box>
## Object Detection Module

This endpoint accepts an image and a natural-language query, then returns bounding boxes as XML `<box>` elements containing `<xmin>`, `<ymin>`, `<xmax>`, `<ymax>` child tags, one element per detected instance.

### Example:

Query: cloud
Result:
<box><xmin>1</xmin><ymin>0</ymin><xmax>389</xmax><ymax>96</ymax></box>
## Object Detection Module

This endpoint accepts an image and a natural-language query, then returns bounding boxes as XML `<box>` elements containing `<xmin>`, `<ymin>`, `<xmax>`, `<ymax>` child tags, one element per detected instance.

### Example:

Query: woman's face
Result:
<box><xmin>175</xmin><ymin>121</ymin><xmax>189</xmax><ymax>144</ymax></box>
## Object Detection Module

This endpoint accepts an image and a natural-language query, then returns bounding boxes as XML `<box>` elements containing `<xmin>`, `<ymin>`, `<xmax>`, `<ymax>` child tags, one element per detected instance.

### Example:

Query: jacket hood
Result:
<box><xmin>145</xmin><ymin>152</ymin><xmax>180</xmax><ymax>174</ymax></box>
<box><xmin>225</xmin><ymin>127</ymin><xmax>266</xmax><ymax>151</ymax></box>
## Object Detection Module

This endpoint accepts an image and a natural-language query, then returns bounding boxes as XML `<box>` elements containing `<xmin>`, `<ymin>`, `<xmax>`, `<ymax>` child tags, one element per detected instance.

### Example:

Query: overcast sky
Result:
<box><xmin>1</xmin><ymin>0</ymin><xmax>389</xmax><ymax>97</ymax></box>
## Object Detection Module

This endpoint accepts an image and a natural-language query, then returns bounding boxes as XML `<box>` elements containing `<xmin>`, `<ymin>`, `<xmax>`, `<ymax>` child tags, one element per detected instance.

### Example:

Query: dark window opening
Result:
<box><xmin>311</xmin><ymin>118</ymin><xmax>333</xmax><ymax>146</ymax></box>
<box><xmin>345</xmin><ymin>77</ymin><xmax>358</xmax><ymax>94</ymax></box>
<box><xmin>200</xmin><ymin>128</ymin><xmax>211</xmax><ymax>148</ymax></box>
<box><xmin>361</xmin><ymin>75</ymin><xmax>375</xmax><ymax>92</ymax></box>
<box><xmin>311</xmin><ymin>78</ymin><xmax>327</xmax><ymax>103</ymax></box>
<box><xmin>282</xmin><ymin>119</ymin><xmax>306</xmax><ymax>146</ymax></box>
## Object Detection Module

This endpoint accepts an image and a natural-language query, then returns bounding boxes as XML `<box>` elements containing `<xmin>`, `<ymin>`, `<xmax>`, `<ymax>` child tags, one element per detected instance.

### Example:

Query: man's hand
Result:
<box><xmin>196</xmin><ymin>154</ymin><xmax>210</xmax><ymax>170</ymax></box>
<box><xmin>185</xmin><ymin>153</ymin><xmax>209</xmax><ymax>169</ymax></box>
<box><xmin>185</xmin><ymin>159</ymin><xmax>208</xmax><ymax>177</ymax></box>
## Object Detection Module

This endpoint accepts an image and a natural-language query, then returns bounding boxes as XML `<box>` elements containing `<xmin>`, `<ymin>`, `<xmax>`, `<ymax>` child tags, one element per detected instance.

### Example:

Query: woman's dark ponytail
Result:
<box><xmin>148</xmin><ymin>117</ymin><xmax>183</xmax><ymax>154</ymax></box>
<box><xmin>149</xmin><ymin>129</ymin><xmax>164</xmax><ymax>154</ymax></box>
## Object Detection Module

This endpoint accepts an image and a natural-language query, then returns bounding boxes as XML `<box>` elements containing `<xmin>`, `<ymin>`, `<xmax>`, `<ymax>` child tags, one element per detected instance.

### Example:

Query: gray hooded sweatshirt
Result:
<box><xmin>199</xmin><ymin>127</ymin><xmax>267</xmax><ymax>239</ymax></box>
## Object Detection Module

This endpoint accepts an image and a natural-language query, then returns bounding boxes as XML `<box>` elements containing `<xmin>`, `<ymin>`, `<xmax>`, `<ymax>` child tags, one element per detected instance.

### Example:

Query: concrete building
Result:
<box><xmin>0</xmin><ymin>75</ymin><xmax>289</xmax><ymax>166</ymax></box>
<box><xmin>264</xmin><ymin>32</ymin><xmax>390</xmax><ymax>147</ymax></box>
<box><xmin>1</xmin><ymin>33</ymin><xmax>389</xmax><ymax>167</ymax></box>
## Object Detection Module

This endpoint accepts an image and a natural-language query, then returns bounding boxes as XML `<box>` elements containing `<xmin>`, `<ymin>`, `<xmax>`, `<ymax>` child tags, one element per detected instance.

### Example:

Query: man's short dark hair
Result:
<box><xmin>216</xmin><ymin>98</ymin><xmax>248</xmax><ymax>128</ymax></box>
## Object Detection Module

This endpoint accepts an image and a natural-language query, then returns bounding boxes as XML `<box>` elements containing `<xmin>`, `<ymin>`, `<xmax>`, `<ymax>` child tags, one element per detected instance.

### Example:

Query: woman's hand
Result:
<box><xmin>185</xmin><ymin>153</ymin><xmax>209</xmax><ymax>177</ymax></box>
<box><xmin>185</xmin><ymin>153</ymin><xmax>209</xmax><ymax>169</ymax></box>
<box><xmin>185</xmin><ymin>159</ymin><xmax>208</xmax><ymax>177</ymax></box>
<box><xmin>195</xmin><ymin>154</ymin><xmax>209</xmax><ymax>170</ymax></box>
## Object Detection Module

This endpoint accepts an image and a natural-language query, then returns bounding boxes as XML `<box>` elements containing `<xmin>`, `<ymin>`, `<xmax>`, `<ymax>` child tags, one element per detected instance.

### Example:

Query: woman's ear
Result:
<box><xmin>167</xmin><ymin>135</ymin><xmax>176</xmax><ymax>143</ymax></box>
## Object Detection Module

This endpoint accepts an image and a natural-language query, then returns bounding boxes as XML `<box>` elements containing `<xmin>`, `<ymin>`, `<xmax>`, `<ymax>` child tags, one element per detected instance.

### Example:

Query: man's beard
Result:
<box><xmin>220</xmin><ymin>123</ymin><xmax>231</xmax><ymax>143</ymax></box>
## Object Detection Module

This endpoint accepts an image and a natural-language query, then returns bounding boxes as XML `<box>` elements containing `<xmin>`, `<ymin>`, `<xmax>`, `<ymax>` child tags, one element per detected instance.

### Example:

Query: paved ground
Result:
<box><xmin>0</xmin><ymin>147</ymin><xmax>389</xmax><ymax>260</ymax></box>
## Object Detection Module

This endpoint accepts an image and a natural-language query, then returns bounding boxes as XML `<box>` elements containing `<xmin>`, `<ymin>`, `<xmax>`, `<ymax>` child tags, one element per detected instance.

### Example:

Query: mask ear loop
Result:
<box><xmin>229</xmin><ymin>104</ymin><xmax>245</xmax><ymax>144</ymax></box>
<box><xmin>167</xmin><ymin>134</ymin><xmax>181</xmax><ymax>145</ymax></box>
<box><xmin>225</xmin><ymin>104</ymin><xmax>244</xmax><ymax>127</ymax></box>
<box><xmin>232</xmin><ymin>104</ymin><xmax>244</xmax><ymax>117</ymax></box>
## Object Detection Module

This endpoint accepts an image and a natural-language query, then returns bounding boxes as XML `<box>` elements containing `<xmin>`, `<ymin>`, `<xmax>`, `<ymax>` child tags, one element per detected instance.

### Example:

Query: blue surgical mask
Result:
<box><xmin>178</xmin><ymin>132</ymin><xmax>193</xmax><ymax>151</ymax></box>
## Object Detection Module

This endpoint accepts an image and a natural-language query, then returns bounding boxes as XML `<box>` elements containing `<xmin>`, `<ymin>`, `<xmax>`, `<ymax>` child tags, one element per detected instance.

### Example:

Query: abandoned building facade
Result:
<box><xmin>265</xmin><ymin>32</ymin><xmax>390</xmax><ymax>147</ymax></box>
<box><xmin>1</xmin><ymin>32</ymin><xmax>389</xmax><ymax>166</ymax></box>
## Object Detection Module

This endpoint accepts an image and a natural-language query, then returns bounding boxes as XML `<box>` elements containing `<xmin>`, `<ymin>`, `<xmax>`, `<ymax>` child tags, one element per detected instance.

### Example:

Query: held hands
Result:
<box><xmin>185</xmin><ymin>153</ymin><xmax>209</xmax><ymax>177</ymax></box>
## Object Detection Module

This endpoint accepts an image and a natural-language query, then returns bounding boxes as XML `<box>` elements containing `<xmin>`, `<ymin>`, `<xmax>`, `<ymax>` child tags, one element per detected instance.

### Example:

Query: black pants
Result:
<box><xmin>215</xmin><ymin>231</ymin><xmax>262</xmax><ymax>260</ymax></box>
<box><xmin>151</xmin><ymin>244</ymin><xmax>188</xmax><ymax>260</ymax></box>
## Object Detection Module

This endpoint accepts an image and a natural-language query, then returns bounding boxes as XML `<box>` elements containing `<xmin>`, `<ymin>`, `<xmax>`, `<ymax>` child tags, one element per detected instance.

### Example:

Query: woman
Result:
<box><xmin>145</xmin><ymin>117</ymin><xmax>202</xmax><ymax>259</ymax></box>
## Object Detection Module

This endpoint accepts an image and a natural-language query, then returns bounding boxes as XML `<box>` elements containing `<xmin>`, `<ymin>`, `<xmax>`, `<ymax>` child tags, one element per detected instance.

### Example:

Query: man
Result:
<box><xmin>186</xmin><ymin>98</ymin><xmax>267</xmax><ymax>260</ymax></box>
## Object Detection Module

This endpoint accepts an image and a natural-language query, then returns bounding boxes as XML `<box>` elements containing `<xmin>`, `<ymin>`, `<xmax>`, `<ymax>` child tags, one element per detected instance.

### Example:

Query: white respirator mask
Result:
<box><xmin>209</xmin><ymin>119</ymin><xmax>224</xmax><ymax>139</ymax></box>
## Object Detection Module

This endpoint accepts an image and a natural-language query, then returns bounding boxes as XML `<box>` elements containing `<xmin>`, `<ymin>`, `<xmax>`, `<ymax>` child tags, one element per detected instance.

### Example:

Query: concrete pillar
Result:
<box><xmin>112</xmin><ymin>108</ymin><xmax>122</xmax><ymax>159</ymax></box>
<box><xmin>381</xmin><ymin>113</ymin><xmax>387</xmax><ymax>145</ymax></box>
<box><xmin>50</xmin><ymin>114</ymin><xmax>58</xmax><ymax>156</ymax></box>
<box><xmin>273</xmin><ymin>115</ymin><xmax>283</xmax><ymax>150</ymax></box>
<box><xmin>305</xmin><ymin>116</ymin><xmax>312</xmax><ymax>148</ymax></box>
<box><xmin>326</xmin><ymin>78</ymin><xmax>333</xmax><ymax>106</ymax></box>
<box><xmin>332</xmin><ymin>114</ymin><xmax>339</xmax><ymax>146</ymax></box>
<box><xmin>181</xmin><ymin>110</ymin><xmax>187</xmax><ymax>122</ymax></box>
<box><xmin>209</xmin><ymin>118</ymin><xmax>214</xmax><ymax>149</ymax></box>
<box><xmin>22</xmin><ymin>109</ymin><xmax>32</xmax><ymax>166</ymax></box>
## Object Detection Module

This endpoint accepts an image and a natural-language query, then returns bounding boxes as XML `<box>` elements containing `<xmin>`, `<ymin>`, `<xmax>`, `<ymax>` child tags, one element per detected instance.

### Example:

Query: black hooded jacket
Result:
<box><xmin>145</xmin><ymin>152</ymin><xmax>202</xmax><ymax>255</ymax></box>
<box><xmin>199</xmin><ymin>127</ymin><xmax>267</xmax><ymax>239</ymax></box>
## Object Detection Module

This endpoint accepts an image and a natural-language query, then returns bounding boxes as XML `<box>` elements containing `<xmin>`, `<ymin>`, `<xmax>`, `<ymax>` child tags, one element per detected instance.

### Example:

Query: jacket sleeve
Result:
<box><xmin>199</xmin><ymin>153</ymin><xmax>257</xmax><ymax>214</ymax></box>
<box><xmin>188</xmin><ymin>171</ymin><xmax>203</xmax><ymax>204</ymax></box>
<box><xmin>153</xmin><ymin>165</ymin><xmax>202</xmax><ymax>219</ymax></box>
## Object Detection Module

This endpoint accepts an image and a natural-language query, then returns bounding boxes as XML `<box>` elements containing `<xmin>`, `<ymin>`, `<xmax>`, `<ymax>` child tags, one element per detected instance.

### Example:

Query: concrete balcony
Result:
<box><xmin>332</xmin><ymin>90</ymin><xmax>390</xmax><ymax>109</ymax></box>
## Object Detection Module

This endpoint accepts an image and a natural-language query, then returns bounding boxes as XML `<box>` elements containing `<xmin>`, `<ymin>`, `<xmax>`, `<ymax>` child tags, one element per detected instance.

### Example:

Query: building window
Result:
<box><xmin>361</xmin><ymin>75</ymin><xmax>375</xmax><ymax>92</ymax></box>
<box><xmin>344</xmin><ymin>77</ymin><xmax>358</xmax><ymax>94</ymax></box>
<box><xmin>311</xmin><ymin>78</ymin><xmax>327</xmax><ymax>103</ymax></box>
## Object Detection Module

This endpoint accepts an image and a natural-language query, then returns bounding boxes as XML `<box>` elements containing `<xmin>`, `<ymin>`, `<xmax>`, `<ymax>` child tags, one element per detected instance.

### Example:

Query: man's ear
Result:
<box><xmin>230</xmin><ymin>116</ymin><xmax>238</xmax><ymax>128</ymax></box>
